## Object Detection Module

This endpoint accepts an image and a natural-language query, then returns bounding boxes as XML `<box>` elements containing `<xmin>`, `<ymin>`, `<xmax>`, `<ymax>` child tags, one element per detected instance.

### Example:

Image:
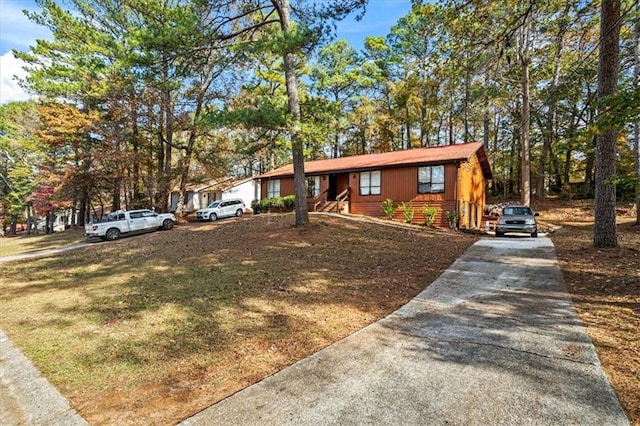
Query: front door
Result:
<box><xmin>328</xmin><ymin>174</ymin><xmax>337</xmax><ymax>200</ymax></box>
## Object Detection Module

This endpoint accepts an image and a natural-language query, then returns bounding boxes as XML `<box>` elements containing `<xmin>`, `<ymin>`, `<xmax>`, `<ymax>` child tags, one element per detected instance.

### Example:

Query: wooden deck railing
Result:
<box><xmin>336</xmin><ymin>187</ymin><xmax>350</xmax><ymax>214</ymax></box>
<box><xmin>313</xmin><ymin>189</ymin><xmax>329</xmax><ymax>212</ymax></box>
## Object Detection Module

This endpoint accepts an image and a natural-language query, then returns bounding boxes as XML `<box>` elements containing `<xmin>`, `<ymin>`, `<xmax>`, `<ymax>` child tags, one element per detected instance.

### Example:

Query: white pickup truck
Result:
<box><xmin>85</xmin><ymin>209</ymin><xmax>176</xmax><ymax>241</ymax></box>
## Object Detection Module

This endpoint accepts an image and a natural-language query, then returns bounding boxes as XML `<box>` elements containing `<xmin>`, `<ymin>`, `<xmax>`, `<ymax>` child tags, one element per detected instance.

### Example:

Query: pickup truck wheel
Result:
<box><xmin>106</xmin><ymin>228</ymin><xmax>120</xmax><ymax>241</ymax></box>
<box><xmin>235</xmin><ymin>209</ymin><xmax>244</xmax><ymax>217</ymax></box>
<box><xmin>162</xmin><ymin>219</ymin><xmax>174</xmax><ymax>230</ymax></box>
<box><xmin>209</xmin><ymin>213</ymin><xmax>217</xmax><ymax>222</ymax></box>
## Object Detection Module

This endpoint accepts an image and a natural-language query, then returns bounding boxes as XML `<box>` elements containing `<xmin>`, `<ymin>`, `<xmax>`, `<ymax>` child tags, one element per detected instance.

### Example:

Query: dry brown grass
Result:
<box><xmin>533</xmin><ymin>198</ymin><xmax>640</xmax><ymax>425</ymax></box>
<box><xmin>2</xmin><ymin>203</ymin><xmax>638</xmax><ymax>424</ymax></box>
<box><xmin>0</xmin><ymin>214</ymin><xmax>477</xmax><ymax>425</ymax></box>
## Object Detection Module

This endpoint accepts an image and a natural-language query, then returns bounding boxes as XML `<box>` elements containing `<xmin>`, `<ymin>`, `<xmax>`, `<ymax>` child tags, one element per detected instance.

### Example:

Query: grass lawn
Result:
<box><xmin>2</xmin><ymin>204</ymin><xmax>638</xmax><ymax>425</ymax></box>
<box><xmin>0</xmin><ymin>214</ymin><xmax>478</xmax><ymax>424</ymax></box>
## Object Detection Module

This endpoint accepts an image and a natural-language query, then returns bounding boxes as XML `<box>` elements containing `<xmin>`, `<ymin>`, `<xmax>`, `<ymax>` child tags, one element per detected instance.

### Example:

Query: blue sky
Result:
<box><xmin>0</xmin><ymin>0</ymin><xmax>412</xmax><ymax>104</ymax></box>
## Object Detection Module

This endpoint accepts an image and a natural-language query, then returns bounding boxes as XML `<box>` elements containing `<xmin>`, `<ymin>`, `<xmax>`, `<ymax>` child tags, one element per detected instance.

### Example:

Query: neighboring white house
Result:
<box><xmin>169</xmin><ymin>177</ymin><xmax>261</xmax><ymax>213</ymax></box>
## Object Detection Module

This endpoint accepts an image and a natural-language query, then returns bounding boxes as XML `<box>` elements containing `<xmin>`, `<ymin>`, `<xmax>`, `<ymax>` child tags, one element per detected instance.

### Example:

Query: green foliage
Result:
<box><xmin>445</xmin><ymin>210</ymin><xmax>459</xmax><ymax>230</ymax></box>
<box><xmin>0</xmin><ymin>102</ymin><xmax>40</xmax><ymax>223</ymax></box>
<box><xmin>381</xmin><ymin>198</ymin><xmax>395</xmax><ymax>219</ymax></box>
<box><xmin>398</xmin><ymin>201</ymin><xmax>414</xmax><ymax>224</ymax></box>
<box><xmin>421</xmin><ymin>205</ymin><xmax>438</xmax><ymax>227</ymax></box>
<box><xmin>282</xmin><ymin>195</ymin><xmax>296</xmax><ymax>210</ymax></box>
<box><xmin>604</xmin><ymin>173</ymin><xmax>640</xmax><ymax>202</ymax></box>
<box><xmin>259</xmin><ymin>196</ymin><xmax>295</xmax><ymax>212</ymax></box>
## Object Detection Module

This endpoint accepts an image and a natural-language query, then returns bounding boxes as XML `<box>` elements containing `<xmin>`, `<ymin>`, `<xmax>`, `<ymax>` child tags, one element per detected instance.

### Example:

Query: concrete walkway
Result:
<box><xmin>181</xmin><ymin>237</ymin><xmax>628</xmax><ymax>425</ymax></box>
<box><xmin>0</xmin><ymin>242</ymin><xmax>88</xmax><ymax>263</ymax></box>
<box><xmin>0</xmin><ymin>330</ymin><xmax>87</xmax><ymax>425</ymax></box>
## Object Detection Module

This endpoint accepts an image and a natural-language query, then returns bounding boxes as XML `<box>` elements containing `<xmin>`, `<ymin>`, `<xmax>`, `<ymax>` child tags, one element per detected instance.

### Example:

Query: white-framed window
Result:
<box><xmin>307</xmin><ymin>176</ymin><xmax>320</xmax><ymax>197</ymax></box>
<box><xmin>360</xmin><ymin>170</ymin><xmax>381</xmax><ymax>195</ymax></box>
<box><xmin>418</xmin><ymin>165</ymin><xmax>445</xmax><ymax>193</ymax></box>
<box><xmin>267</xmin><ymin>179</ymin><xmax>280</xmax><ymax>198</ymax></box>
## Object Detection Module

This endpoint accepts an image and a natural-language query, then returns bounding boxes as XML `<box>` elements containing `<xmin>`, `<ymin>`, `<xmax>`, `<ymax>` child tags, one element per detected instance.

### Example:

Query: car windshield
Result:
<box><xmin>503</xmin><ymin>207</ymin><xmax>533</xmax><ymax>216</ymax></box>
<box><xmin>207</xmin><ymin>202</ymin><xmax>220</xmax><ymax>208</ymax></box>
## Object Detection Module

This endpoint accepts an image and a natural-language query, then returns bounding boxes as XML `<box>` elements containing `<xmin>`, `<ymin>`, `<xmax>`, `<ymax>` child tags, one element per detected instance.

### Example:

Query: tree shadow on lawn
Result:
<box><xmin>0</xmin><ymin>215</ymin><xmax>479</xmax><ymax>424</ymax></box>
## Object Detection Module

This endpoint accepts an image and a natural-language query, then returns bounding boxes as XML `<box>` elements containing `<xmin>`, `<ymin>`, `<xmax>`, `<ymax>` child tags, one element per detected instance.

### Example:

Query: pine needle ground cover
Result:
<box><xmin>0</xmin><ymin>215</ymin><xmax>477</xmax><ymax>424</ymax></box>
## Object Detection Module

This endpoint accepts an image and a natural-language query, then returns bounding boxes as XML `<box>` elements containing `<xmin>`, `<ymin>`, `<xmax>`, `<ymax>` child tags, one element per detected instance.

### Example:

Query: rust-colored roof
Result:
<box><xmin>257</xmin><ymin>142</ymin><xmax>492</xmax><ymax>179</ymax></box>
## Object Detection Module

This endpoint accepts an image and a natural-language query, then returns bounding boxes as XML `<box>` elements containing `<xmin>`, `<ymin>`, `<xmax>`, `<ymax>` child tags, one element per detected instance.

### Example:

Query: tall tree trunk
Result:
<box><xmin>273</xmin><ymin>0</ymin><xmax>308</xmax><ymax>227</ymax></box>
<box><xmin>177</xmin><ymin>88</ymin><xmax>206</xmax><ymax>218</ymax></box>
<box><xmin>536</xmin><ymin>4</ymin><xmax>569</xmax><ymax>199</ymax></box>
<box><xmin>112</xmin><ymin>177</ymin><xmax>121</xmax><ymax>211</ymax></box>
<box><xmin>131</xmin><ymin>92</ymin><xmax>141</xmax><ymax>204</ymax></box>
<box><xmin>583</xmin><ymin>135</ymin><xmax>596</xmax><ymax>197</ymax></box>
<box><xmin>634</xmin><ymin>0</ymin><xmax>640</xmax><ymax>225</ymax></box>
<box><xmin>519</xmin><ymin>7</ymin><xmax>533</xmax><ymax>207</ymax></box>
<box><xmin>594</xmin><ymin>0</ymin><xmax>620</xmax><ymax>248</ymax></box>
<box><xmin>464</xmin><ymin>54</ymin><xmax>470</xmax><ymax>142</ymax></box>
<box><xmin>405</xmin><ymin>106</ymin><xmax>412</xmax><ymax>149</ymax></box>
<box><xmin>483</xmin><ymin>95</ymin><xmax>489</xmax><ymax>147</ymax></box>
<box><xmin>521</xmin><ymin>57</ymin><xmax>531</xmax><ymax>206</ymax></box>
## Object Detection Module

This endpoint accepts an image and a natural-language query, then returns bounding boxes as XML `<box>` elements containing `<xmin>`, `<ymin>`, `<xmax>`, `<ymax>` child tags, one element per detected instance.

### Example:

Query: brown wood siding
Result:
<box><xmin>258</xmin><ymin>156</ymin><xmax>486</xmax><ymax>229</ymax></box>
<box><xmin>261</xmin><ymin>177</ymin><xmax>295</xmax><ymax>199</ymax></box>
<box><xmin>351</xmin><ymin>199</ymin><xmax>456</xmax><ymax>227</ymax></box>
<box><xmin>348</xmin><ymin>164</ymin><xmax>458</xmax><ymax>227</ymax></box>
<box><xmin>456</xmin><ymin>153</ymin><xmax>486</xmax><ymax>228</ymax></box>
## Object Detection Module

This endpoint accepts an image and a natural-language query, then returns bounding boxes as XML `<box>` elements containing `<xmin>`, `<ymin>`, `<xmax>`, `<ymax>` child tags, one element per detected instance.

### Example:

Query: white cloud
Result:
<box><xmin>0</xmin><ymin>51</ymin><xmax>33</xmax><ymax>104</ymax></box>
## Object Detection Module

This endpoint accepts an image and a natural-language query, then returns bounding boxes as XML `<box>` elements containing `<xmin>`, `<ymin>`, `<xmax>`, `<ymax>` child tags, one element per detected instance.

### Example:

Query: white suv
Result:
<box><xmin>196</xmin><ymin>198</ymin><xmax>245</xmax><ymax>221</ymax></box>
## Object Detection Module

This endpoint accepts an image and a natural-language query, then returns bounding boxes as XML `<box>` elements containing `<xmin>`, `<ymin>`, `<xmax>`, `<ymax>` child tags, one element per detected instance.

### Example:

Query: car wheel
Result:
<box><xmin>209</xmin><ymin>213</ymin><xmax>217</xmax><ymax>222</ymax></box>
<box><xmin>236</xmin><ymin>209</ymin><xmax>244</xmax><ymax>217</ymax></box>
<box><xmin>106</xmin><ymin>228</ymin><xmax>120</xmax><ymax>241</ymax></box>
<box><xmin>531</xmin><ymin>230</ymin><xmax>538</xmax><ymax>238</ymax></box>
<box><xmin>162</xmin><ymin>219</ymin><xmax>174</xmax><ymax>230</ymax></box>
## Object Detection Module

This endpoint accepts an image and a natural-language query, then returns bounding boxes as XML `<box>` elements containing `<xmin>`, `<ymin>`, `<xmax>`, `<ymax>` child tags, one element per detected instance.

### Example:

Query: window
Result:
<box><xmin>307</xmin><ymin>176</ymin><xmax>320</xmax><ymax>197</ymax></box>
<box><xmin>418</xmin><ymin>165</ymin><xmax>445</xmax><ymax>193</ymax></box>
<box><xmin>267</xmin><ymin>179</ymin><xmax>280</xmax><ymax>198</ymax></box>
<box><xmin>360</xmin><ymin>170</ymin><xmax>381</xmax><ymax>195</ymax></box>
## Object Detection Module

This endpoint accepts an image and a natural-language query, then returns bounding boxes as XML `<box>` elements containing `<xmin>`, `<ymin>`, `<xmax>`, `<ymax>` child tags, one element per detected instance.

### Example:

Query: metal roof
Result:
<box><xmin>256</xmin><ymin>142</ymin><xmax>492</xmax><ymax>180</ymax></box>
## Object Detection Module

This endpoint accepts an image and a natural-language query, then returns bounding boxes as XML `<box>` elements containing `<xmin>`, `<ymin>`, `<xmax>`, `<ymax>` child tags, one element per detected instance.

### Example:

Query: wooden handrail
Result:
<box><xmin>313</xmin><ymin>189</ymin><xmax>329</xmax><ymax>212</ymax></box>
<box><xmin>336</xmin><ymin>187</ymin><xmax>350</xmax><ymax>214</ymax></box>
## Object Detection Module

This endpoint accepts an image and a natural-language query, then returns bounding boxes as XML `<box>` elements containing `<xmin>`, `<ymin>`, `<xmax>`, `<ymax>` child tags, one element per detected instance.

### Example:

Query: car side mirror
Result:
<box><xmin>534</xmin><ymin>212</ymin><xmax>540</xmax><ymax>217</ymax></box>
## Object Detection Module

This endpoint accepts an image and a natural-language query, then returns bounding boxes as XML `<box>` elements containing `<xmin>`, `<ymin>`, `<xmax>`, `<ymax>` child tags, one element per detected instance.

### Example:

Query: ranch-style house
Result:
<box><xmin>255</xmin><ymin>142</ymin><xmax>492</xmax><ymax>229</ymax></box>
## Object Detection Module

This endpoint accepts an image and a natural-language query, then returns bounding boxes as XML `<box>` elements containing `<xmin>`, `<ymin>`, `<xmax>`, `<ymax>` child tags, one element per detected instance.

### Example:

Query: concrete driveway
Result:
<box><xmin>181</xmin><ymin>237</ymin><xmax>628</xmax><ymax>425</ymax></box>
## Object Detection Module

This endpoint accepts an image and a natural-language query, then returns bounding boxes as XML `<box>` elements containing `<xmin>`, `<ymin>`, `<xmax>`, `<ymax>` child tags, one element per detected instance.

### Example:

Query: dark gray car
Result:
<box><xmin>495</xmin><ymin>205</ymin><xmax>538</xmax><ymax>238</ymax></box>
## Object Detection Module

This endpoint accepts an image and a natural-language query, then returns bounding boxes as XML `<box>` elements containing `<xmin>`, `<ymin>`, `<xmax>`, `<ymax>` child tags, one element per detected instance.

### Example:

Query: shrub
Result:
<box><xmin>260</xmin><ymin>198</ymin><xmax>273</xmax><ymax>211</ymax></box>
<box><xmin>381</xmin><ymin>198</ymin><xmax>395</xmax><ymax>220</ymax></box>
<box><xmin>282</xmin><ymin>195</ymin><xmax>296</xmax><ymax>210</ymax></box>
<box><xmin>251</xmin><ymin>199</ymin><xmax>261</xmax><ymax>213</ymax></box>
<box><xmin>445</xmin><ymin>210</ymin><xmax>459</xmax><ymax>229</ymax></box>
<box><xmin>421</xmin><ymin>205</ymin><xmax>438</xmax><ymax>227</ymax></box>
<box><xmin>270</xmin><ymin>197</ymin><xmax>284</xmax><ymax>210</ymax></box>
<box><xmin>398</xmin><ymin>201</ymin><xmax>414</xmax><ymax>224</ymax></box>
